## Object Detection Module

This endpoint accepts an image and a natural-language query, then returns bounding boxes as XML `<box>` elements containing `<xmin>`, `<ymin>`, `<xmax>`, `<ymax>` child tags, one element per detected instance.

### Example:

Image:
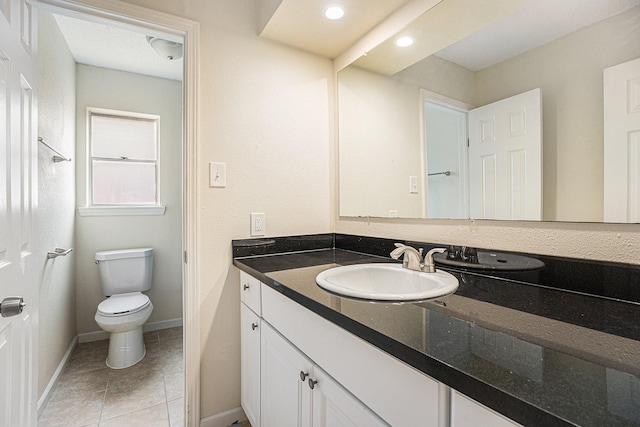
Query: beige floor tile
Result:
<box><xmin>99</xmin><ymin>402</ymin><xmax>169</xmax><ymax>427</ymax></box>
<box><xmin>64</xmin><ymin>341</ymin><xmax>109</xmax><ymax>374</ymax></box>
<box><xmin>101</xmin><ymin>373</ymin><xmax>166</xmax><ymax>420</ymax></box>
<box><xmin>159</xmin><ymin>327</ymin><xmax>183</xmax><ymax>340</ymax></box>
<box><xmin>38</xmin><ymin>390</ymin><xmax>105</xmax><ymax>427</ymax></box>
<box><xmin>50</xmin><ymin>367</ymin><xmax>110</xmax><ymax>403</ymax></box>
<box><xmin>145</xmin><ymin>340</ymin><xmax>163</xmax><ymax>359</ymax></box>
<box><xmin>107</xmin><ymin>356</ymin><xmax>164</xmax><ymax>390</ymax></box>
<box><xmin>167</xmin><ymin>398</ymin><xmax>183</xmax><ymax>427</ymax></box>
<box><xmin>164</xmin><ymin>371</ymin><xmax>184</xmax><ymax>401</ymax></box>
<box><xmin>40</xmin><ymin>328</ymin><xmax>183</xmax><ymax>426</ymax></box>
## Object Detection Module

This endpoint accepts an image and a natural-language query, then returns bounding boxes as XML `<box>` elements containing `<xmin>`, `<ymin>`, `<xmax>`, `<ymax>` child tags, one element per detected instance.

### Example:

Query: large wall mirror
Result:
<box><xmin>338</xmin><ymin>0</ymin><xmax>640</xmax><ymax>223</ymax></box>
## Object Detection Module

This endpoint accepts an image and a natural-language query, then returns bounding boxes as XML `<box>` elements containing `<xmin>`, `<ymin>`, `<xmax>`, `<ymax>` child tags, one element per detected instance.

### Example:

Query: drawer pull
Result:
<box><xmin>243</xmin><ymin>284</ymin><xmax>250</xmax><ymax>291</ymax></box>
<box><xmin>308</xmin><ymin>378</ymin><xmax>318</xmax><ymax>389</ymax></box>
<box><xmin>251</xmin><ymin>323</ymin><xmax>258</xmax><ymax>330</ymax></box>
<box><xmin>299</xmin><ymin>371</ymin><xmax>309</xmax><ymax>381</ymax></box>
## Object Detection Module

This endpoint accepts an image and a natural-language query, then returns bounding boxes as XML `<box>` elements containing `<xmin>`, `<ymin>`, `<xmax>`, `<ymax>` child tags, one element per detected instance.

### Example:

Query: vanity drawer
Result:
<box><xmin>240</xmin><ymin>271</ymin><xmax>261</xmax><ymax>315</ymax></box>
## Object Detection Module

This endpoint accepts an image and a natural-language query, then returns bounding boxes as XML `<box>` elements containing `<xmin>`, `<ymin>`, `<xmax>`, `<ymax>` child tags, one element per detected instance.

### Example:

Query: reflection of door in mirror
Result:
<box><xmin>423</xmin><ymin>94</ymin><xmax>470</xmax><ymax>219</ymax></box>
<box><xmin>604</xmin><ymin>57</ymin><xmax>640</xmax><ymax>223</ymax></box>
<box><xmin>469</xmin><ymin>88</ymin><xmax>543</xmax><ymax>220</ymax></box>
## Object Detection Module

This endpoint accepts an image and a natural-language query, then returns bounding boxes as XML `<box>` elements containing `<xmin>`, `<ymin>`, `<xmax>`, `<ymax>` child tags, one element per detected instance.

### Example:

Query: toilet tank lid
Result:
<box><xmin>95</xmin><ymin>247</ymin><xmax>153</xmax><ymax>261</ymax></box>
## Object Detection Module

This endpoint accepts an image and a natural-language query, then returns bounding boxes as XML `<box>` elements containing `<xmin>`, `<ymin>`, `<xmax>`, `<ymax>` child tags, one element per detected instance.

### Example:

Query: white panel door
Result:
<box><xmin>261</xmin><ymin>322</ymin><xmax>313</xmax><ymax>427</ymax></box>
<box><xmin>604</xmin><ymin>58</ymin><xmax>640</xmax><ymax>223</ymax></box>
<box><xmin>468</xmin><ymin>88</ymin><xmax>542</xmax><ymax>220</ymax></box>
<box><xmin>0</xmin><ymin>1</ymin><xmax>38</xmax><ymax>426</ymax></box>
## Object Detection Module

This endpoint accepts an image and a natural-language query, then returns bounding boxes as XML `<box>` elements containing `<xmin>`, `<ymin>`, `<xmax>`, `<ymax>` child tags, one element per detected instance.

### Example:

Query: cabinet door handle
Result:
<box><xmin>243</xmin><ymin>284</ymin><xmax>250</xmax><ymax>291</ymax></box>
<box><xmin>308</xmin><ymin>378</ymin><xmax>318</xmax><ymax>389</ymax></box>
<box><xmin>251</xmin><ymin>323</ymin><xmax>258</xmax><ymax>330</ymax></box>
<box><xmin>299</xmin><ymin>371</ymin><xmax>309</xmax><ymax>381</ymax></box>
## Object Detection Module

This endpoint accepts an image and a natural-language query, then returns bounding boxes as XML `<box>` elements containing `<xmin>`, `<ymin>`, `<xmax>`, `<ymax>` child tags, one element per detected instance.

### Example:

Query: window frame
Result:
<box><xmin>78</xmin><ymin>107</ymin><xmax>165</xmax><ymax>217</ymax></box>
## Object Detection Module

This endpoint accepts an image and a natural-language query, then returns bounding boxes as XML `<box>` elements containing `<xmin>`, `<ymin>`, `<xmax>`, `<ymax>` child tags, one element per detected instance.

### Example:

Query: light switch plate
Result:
<box><xmin>210</xmin><ymin>162</ymin><xmax>226</xmax><ymax>187</ymax></box>
<box><xmin>409</xmin><ymin>176</ymin><xmax>418</xmax><ymax>194</ymax></box>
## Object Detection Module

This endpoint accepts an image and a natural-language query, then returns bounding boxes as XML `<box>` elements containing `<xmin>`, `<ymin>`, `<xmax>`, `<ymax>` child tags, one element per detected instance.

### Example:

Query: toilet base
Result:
<box><xmin>106</xmin><ymin>326</ymin><xmax>146</xmax><ymax>369</ymax></box>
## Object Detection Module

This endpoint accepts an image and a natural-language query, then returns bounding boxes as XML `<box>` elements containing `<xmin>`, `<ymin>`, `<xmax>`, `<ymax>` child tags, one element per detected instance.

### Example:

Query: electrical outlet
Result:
<box><xmin>250</xmin><ymin>213</ymin><xmax>265</xmax><ymax>236</ymax></box>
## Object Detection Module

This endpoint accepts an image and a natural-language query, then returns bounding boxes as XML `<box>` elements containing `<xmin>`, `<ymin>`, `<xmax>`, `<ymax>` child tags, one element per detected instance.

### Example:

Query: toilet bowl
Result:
<box><xmin>95</xmin><ymin>292</ymin><xmax>153</xmax><ymax>369</ymax></box>
<box><xmin>95</xmin><ymin>248</ymin><xmax>154</xmax><ymax>369</ymax></box>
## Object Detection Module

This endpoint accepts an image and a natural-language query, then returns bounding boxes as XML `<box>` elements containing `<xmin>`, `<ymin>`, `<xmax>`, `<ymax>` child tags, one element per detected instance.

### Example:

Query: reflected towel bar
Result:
<box><xmin>38</xmin><ymin>137</ymin><xmax>71</xmax><ymax>162</ymax></box>
<box><xmin>47</xmin><ymin>248</ymin><xmax>73</xmax><ymax>259</ymax></box>
<box><xmin>428</xmin><ymin>171</ymin><xmax>451</xmax><ymax>177</ymax></box>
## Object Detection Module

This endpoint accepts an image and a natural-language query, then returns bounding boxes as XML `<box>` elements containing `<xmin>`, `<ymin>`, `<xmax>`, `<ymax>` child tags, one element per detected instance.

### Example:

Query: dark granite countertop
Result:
<box><xmin>233</xmin><ymin>236</ymin><xmax>640</xmax><ymax>427</ymax></box>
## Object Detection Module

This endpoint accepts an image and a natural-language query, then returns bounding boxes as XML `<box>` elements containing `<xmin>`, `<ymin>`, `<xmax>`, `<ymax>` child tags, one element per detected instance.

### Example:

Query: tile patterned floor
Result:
<box><xmin>38</xmin><ymin>327</ymin><xmax>184</xmax><ymax>427</ymax></box>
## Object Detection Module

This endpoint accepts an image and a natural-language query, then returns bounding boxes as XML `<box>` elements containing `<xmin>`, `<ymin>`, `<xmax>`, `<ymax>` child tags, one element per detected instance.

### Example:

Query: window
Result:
<box><xmin>80</xmin><ymin>108</ymin><xmax>165</xmax><ymax>216</ymax></box>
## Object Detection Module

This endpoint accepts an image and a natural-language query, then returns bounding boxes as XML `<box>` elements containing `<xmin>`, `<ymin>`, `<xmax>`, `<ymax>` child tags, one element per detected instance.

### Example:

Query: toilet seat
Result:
<box><xmin>97</xmin><ymin>292</ymin><xmax>150</xmax><ymax>317</ymax></box>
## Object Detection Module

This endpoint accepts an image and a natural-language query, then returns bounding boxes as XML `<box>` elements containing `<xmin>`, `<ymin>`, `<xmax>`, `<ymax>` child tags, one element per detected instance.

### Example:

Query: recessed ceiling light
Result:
<box><xmin>325</xmin><ymin>5</ymin><xmax>345</xmax><ymax>20</ymax></box>
<box><xmin>395</xmin><ymin>36</ymin><xmax>414</xmax><ymax>47</ymax></box>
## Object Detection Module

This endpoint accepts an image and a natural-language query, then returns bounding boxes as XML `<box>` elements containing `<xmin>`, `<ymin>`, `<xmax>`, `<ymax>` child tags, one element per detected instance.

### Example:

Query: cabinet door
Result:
<box><xmin>451</xmin><ymin>391</ymin><xmax>520</xmax><ymax>427</ymax></box>
<box><xmin>241</xmin><ymin>304</ymin><xmax>261</xmax><ymax>427</ymax></box>
<box><xmin>312</xmin><ymin>367</ymin><xmax>389</xmax><ymax>427</ymax></box>
<box><xmin>261</xmin><ymin>322</ymin><xmax>313</xmax><ymax>427</ymax></box>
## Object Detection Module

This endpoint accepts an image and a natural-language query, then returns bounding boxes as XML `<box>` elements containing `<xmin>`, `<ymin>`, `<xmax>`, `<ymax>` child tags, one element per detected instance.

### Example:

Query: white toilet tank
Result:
<box><xmin>95</xmin><ymin>248</ymin><xmax>154</xmax><ymax>296</ymax></box>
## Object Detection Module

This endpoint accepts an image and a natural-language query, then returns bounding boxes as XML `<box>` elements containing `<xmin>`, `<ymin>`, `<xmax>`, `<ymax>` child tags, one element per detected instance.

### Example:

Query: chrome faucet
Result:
<box><xmin>390</xmin><ymin>243</ymin><xmax>423</xmax><ymax>271</ymax></box>
<box><xmin>390</xmin><ymin>244</ymin><xmax>446</xmax><ymax>273</ymax></box>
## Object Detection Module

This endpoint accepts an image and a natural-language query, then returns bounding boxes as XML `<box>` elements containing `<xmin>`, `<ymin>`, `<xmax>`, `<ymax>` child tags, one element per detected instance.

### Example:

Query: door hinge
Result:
<box><xmin>184</xmin><ymin>251</ymin><xmax>188</xmax><ymax>263</ymax></box>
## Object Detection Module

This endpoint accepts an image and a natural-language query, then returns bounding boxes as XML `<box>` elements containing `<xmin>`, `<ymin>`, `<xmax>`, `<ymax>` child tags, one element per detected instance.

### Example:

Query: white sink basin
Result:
<box><xmin>315</xmin><ymin>263</ymin><xmax>459</xmax><ymax>302</ymax></box>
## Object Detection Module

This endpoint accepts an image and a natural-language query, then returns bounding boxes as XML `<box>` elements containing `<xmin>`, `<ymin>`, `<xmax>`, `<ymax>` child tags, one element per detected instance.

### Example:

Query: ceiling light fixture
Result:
<box><xmin>324</xmin><ymin>5</ymin><xmax>345</xmax><ymax>20</ymax></box>
<box><xmin>395</xmin><ymin>36</ymin><xmax>414</xmax><ymax>48</ymax></box>
<box><xmin>146</xmin><ymin>36</ymin><xmax>183</xmax><ymax>60</ymax></box>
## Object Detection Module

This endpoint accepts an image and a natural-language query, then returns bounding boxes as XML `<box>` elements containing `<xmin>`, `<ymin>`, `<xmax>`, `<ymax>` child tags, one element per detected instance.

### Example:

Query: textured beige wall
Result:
<box><xmin>37</xmin><ymin>11</ymin><xmax>77</xmax><ymax>398</ymax></box>
<box><xmin>336</xmin><ymin>217</ymin><xmax>640</xmax><ymax>264</ymax></box>
<box><xmin>75</xmin><ymin>65</ymin><xmax>183</xmax><ymax>334</ymax></box>
<box><xmin>114</xmin><ymin>0</ymin><xmax>333</xmax><ymax>417</ymax></box>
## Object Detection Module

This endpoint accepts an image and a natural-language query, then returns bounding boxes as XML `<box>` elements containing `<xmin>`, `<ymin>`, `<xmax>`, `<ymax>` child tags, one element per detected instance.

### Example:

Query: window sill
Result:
<box><xmin>77</xmin><ymin>206</ymin><xmax>166</xmax><ymax>217</ymax></box>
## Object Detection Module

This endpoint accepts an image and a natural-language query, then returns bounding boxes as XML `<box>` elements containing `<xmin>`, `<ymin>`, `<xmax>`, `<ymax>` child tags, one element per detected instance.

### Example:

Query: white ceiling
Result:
<box><xmin>52</xmin><ymin>13</ymin><xmax>183</xmax><ymax>81</ymax></box>
<box><xmin>50</xmin><ymin>0</ymin><xmax>640</xmax><ymax>81</ymax></box>
<box><xmin>435</xmin><ymin>0</ymin><xmax>640</xmax><ymax>71</ymax></box>
<box><xmin>258</xmin><ymin>0</ymin><xmax>412</xmax><ymax>58</ymax></box>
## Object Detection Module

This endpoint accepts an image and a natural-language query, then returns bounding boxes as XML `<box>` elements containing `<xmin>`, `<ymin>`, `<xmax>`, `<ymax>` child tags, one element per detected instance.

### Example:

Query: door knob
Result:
<box><xmin>1</xmin><ymin>297</ymin><xmax>26</xmax><ymax>318</ymax></box>
<box><xmin>251</xmin><ymin>323</ymin><xmax>258</xmax><ymax>330</ymax></box>
<box><xmin>308</xmin><ymin>378</ymin><xmax>318</xmax><ymax>389</ymax></box>
<box><xmin>300</xmin><ymin>371</ymin><xmax>309</xmax><ymax>381</ymax></box>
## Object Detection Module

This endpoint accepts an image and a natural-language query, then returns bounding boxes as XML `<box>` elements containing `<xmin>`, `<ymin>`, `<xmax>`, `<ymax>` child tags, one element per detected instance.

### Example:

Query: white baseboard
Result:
<box><xmin>38</xmin><ymin>336</ymin><xmax>78</xmax><ymax>417</ymax></box>
<box><xmin>78</xmin><ymin>318</ymin><xmax>183</xmax><ymax>343</ymax></box>
<box><xmin>200</xmin><ymin>406</ymin><xmax>247</xmax><ymax>427</ymax></box>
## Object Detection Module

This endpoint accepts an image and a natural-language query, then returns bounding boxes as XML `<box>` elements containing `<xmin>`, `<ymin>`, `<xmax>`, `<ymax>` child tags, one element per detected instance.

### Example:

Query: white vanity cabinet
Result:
<box><xmin>261</xmin><ymin>321</ymin><xmax>388</xmax><ymax>426</ymax></box>
<box><xmin>240</xmin><ymin>270</ymin><xmax>520</xmax><ymax>427</ymax></box>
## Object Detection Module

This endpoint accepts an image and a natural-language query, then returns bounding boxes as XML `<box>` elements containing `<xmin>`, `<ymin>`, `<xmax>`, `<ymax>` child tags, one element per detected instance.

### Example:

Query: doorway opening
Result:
<box><xmin>421</xmin><ymin>89</ymin><xmax>471</xmax><ymax>219</ymax></box>
<box><xmin>36</xmin><ymin>1</ymin><xmax>199</xmax><ymax>425</ymax></box>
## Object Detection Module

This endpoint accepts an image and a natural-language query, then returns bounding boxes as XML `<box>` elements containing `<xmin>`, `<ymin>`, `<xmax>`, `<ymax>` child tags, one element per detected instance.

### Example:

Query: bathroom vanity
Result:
<box><xmin>233</xmin><ymin>234</ymin><xmax>640</xmax><ymax>427</ymax></box>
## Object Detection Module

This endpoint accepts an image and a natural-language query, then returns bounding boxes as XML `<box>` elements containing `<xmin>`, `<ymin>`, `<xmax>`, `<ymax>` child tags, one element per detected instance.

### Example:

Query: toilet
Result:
<box><xmin>94</xmin><ymin>248</ymin><xmax>154</xmax><ymax>369</ymax></box>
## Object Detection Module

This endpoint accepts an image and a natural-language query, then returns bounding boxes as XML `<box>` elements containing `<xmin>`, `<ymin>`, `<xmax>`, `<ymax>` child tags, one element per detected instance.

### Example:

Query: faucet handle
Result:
<box><xmin>390</xmin><ymin>243</ymin><xmax>406</xmax><ymax>259</ymax></box>
<box><xmin>424</xmin><ymin>248</ymin><xmax>446</xmax><ymax>273</ymax></box>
